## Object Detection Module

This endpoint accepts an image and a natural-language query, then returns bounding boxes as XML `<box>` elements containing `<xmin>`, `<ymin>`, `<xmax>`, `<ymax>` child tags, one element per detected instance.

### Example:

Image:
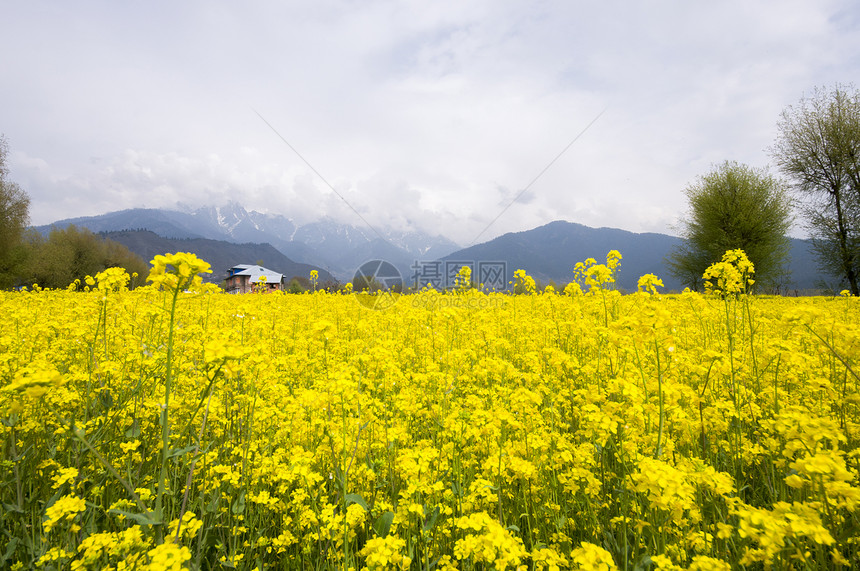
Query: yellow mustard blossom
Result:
<box><xmin>637</xmin><ymin>273</ymin><xmax>664</xmax><ymax>295</ymax></box>
<box><xmin>144</xmin><ymin>543</ymin><xmax>191</xmax><ymax>571</ymax></box>
<box><xmin>51</xmin><ymin>466</ymin><xmax>79</xmax><ymax>489</ymax></box>
<box><xmin>359</xmin><ymin>535</ymin><xmax>411</xmax><ymax>570</ymax></box>
<box><xmin>37</xmin><ymin>547</ymin><xmax>75</xmax><ymax>567</ymax></box>
<box><xmin>3</xmin><ymin>249</ymin><xmax>860</xmax><ymax>569</ymax></box>
<box><xmin>4</xmin><ymin>361</ymin><xmax>65</xmax><ymax>399</ymax></box>
<box><xmin>95</xmin><ymin>266</ymin><xmax>131</xmax><ymax>293</ymax></box>
<box><xmin>606</xmin><ymin>250</ymin><xmax>622</xmax><ymax>271</ymax></box>
<box><xmin>455</xmin><ymin>265</ymin><xmax>472</xmax><ymax>290</ymax></box>
<box><xmin>513</xmin><ymin>269</ymin><xmax>536</xmax><ymax>294</ymax></box>
<box><xmin>687</xmin><ymin>555</ymin><xmax>731</xmax><ymax>571</ymax></box>
<box><xmin>147</xmin><ymin>252</ymin><xmax>212</xmax><ymax>291</ymax></box>
<box><xmin>168</xmin><ymin>511</ymin><xmax>204</xmax><ymax>540</ymax></box>
<box><xmin>532</xmin><ymin>546</ymin><xmax>569</xmax><ymax>570</ymax></box>
<box><xmin>44</xmin><ymin>494</ymin><xmax>86</xmax><ymax>533</ymax></box>
<box><xmin>703</xmin><ymin>249</ymin><xmax>755</xmax><ymax>295</ymax></box>
<box><xmin>570</xmin><ymin>542</ymin><xmax>617</xmax><ymax>570</ymax></box>
<box><xmin>72</xmin><ymin>526</ymin><xmax>148</xmax><ymax>570</ymax></box>
<box><xmin>453</xmin><ymin>512</ymin><xmax>527</xmax><ymax>570</ymax></box>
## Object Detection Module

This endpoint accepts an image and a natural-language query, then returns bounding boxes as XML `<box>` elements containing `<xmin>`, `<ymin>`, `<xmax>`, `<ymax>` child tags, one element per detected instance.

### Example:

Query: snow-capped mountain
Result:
<box><xmin>39</xmin><ymin>203</ymin><xmax>461</xmax><ymax>281</ymax></box>
<box><xmin>189</xmin><ymin>203</ymin><xmax>298</xmax><ymax>244</ymax></box>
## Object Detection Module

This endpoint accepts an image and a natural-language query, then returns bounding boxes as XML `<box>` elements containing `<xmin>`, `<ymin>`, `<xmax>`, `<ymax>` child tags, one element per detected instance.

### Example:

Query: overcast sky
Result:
<box><xmin>3</xmin><ymin>1</ymin><xmax>858</xmax><ymax>244</ymax></box>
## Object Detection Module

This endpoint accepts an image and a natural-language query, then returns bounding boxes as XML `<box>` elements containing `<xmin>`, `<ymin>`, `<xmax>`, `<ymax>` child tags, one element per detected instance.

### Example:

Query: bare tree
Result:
<box><xmin>771</xmin><ymin>85</ymin><xmax>860</xmax><ymax>294</ymax></box>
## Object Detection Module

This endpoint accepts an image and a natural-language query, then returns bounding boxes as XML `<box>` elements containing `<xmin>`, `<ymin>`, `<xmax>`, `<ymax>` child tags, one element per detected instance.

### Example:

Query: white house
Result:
<box><xmin>225</xmin><ymin>264</ymin><xmax>285</xmax><ymax>294</ymax></box>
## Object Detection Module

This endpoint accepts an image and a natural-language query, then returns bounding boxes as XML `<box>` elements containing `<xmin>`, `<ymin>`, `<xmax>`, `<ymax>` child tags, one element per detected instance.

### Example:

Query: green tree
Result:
<box><xmin>24</xmin><ymin>225</ymin><xmax>148</xmax><ymax>289</ymax></box>
<box><xmin>352</xmin><ymin>273</ymin><xmax>381</xmax><ymax>293</ymax></box>
<box><xmin>287</xmin><ymin>277</ymin><xmax>306</xmax><ymax>294</ymax></box>
<box><xmin>668</xmin><ymin>161</ymin><xmax>793</xmax><ymax>291</ymax></box>
<box><xmin>770</xmin><ymin>84</ymin><xmax>860</xmax><ymax>295</ymax></box>
<box><xmin>0</xmin><ymin>135</ymin><xmax>30</xmax><ymax>288</ymax></box>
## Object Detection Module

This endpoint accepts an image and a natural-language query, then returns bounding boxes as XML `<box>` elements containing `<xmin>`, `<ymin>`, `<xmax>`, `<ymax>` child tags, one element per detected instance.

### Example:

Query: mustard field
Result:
<box><xmin>1</xmin><ymin>253</ymin><xmax>859</xmax><ymax>570</ymax></box>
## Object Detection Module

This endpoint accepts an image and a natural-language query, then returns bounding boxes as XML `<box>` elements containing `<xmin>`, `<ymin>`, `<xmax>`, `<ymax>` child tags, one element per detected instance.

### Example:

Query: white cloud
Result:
<box><xmin>3</xmin><ymin>0</ymin><xmax>859</xmax><ymax>243</ymax></box>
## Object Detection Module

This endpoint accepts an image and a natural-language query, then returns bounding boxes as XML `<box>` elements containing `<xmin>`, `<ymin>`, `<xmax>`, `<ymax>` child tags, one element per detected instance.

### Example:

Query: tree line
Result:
<box><xmin>0</xmin><ymin>136</ymin><xmax>147</xmax><ymax>289</ymax></box>
<box><xmin>669</xmin><ymin>84</ymin><xmax>860</xmax><ymax>294</ymax></box>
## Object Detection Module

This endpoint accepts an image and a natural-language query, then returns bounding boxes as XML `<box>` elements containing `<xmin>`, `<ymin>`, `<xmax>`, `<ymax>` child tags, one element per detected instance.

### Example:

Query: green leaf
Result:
<box><xmin>108</xmin><ymin>508</ymin><xmax>161</xmax><ymax>527</ymax></box>
<box><xmin>633</xmin><ymin>554</ymin><xmax>655</xmax><ymax>571</ymax></box>
<box><xmin>345</xmin><ymin>493</ymin><xmax>369</xmax><ymax>512</ymax></box>
<box><xmin>373</xmin><ymin>511</ymin><xmax>395</xmax><ymax>538</ymax></box>
<box><xmin>205</xmin><ymin>493</ymin><xmax>220</xmax><ymax>513</ymax></box>
<box><xmin>1</xmin><ymin>537</ymin><xmax>19</xmax><ymax>564</ymax></box>
<box><xmin>125</xmin><ymin>422</ymin><xmax>141</xmax><ymax>438</ymax></box>
<box><xmin>99</xmin><ymin>389</ymin><xmax>113</xmax><ymax>409</ymax></box>
<box><xmin>422</xmin><ymin>505</ymin><xmax>440</xmax><ymax>533</ymax></box>
<box><xmin>231</xmin><ymin>490</ymin><xmax>246</xmax><ymax>515</ymax></box>
<box><xmin>166</xmin><ymin>444</ymin><xmax>197</xmax><ymax>459</ymax></box>
<box><xmin>2</xmin><ymin>502</ymin><xmax>23</xmax><ymax>514</ymax></box>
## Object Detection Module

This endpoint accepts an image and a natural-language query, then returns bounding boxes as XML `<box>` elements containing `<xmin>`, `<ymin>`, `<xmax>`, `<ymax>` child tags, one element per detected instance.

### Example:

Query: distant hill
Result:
<box><xmin>37</xmin><ymin>203</ymin><xmax>459</xmax><ymax>281</ymax></box>
<box><xmin>39</xmin><ymin>206</ymin><xmax>827</xmax><ymax>292</ymax></box>
<box><xmin>41</xmin><ymin>208</ymin><xmax>209</xmax><ymax>239</ymax></box>
<box><xmin>101</xmin><ymin>230</ymin><xmax>336</xmax><ymax>284</ymax></box>
<box><xmin>439</xmin><ymin>221</ymin><xmax>821</xmax><ymax>292</ymax></box>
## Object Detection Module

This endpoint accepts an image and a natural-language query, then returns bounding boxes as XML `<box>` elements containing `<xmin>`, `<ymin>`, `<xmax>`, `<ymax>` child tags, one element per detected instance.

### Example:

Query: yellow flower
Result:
<box><xmin>145</xmin><ymin>542</ymin><xmax>191</xmax><ymax>571</ymax></box>
<box><xmin>38</xmin><ymin>547</ymin><xmax>75</xmax><ymax>566</ymax></box>
<box><xmin>147</xmin><ymin>252</ymin><xmax>212</xmax><ymax>291</ymax></box>
<box><xmin>51</xmin><ymin>467</ymin><xmax>79</xmax><ymax>489</ymax></box>
<box><xmin>4</xmin><ymin>361</ymin><xmax>66</xmax><ymax>399</ymax></box>
<box><xmin>204</xmin><ymin>335</ymin><xmax>247</xmax><ymax>367</ymax></box>
<box><xmin>453</xmin><ymin>512</ymin><xmax>527</xmax><ymax>569</ymax></box>
<box><xmin>6</xmin><ymin>247</ymin><xmax>860</xmax><ymax>570</ymax></box>
<box><xmin>513</xmin><ymin>269</ymin><xmax>536</xmax><ymax>294</ymax></box>
<box><xmin>637</xmin><ymin>273</ymin><xmax>664</xmax><ymax>295</ymax></box>
<box><xmin>570</xmin><ymin>542</ymin><xmax>617</xmax><ymax>570</ymax></box>
<box><xmin>532</xmin><ymin>546</ymin><xmax>568</xmax><ymax>571</ymax></box>
<box><xmin>703</xmin><ymin>249</ymin><xmax>754</xmax><ymax>295</ymax></box>
<box><xmin>585</xmin><ymin>264</ymin><xmax>614</xmax><ymax>291</ymax></box>
<box><xmin>360</xmin><ymin>535</ymin><xmax>411</xmax><ymax>570</ymax></box>
<box><xmin>688</xmin><ymin>556</ymin><xmax>731</xmax><ymax>571</ymax></box>
<box><xmin>44</xmin><ymin>494</ymin><xmax>86</xmax><ymax>533</ymax></box>
<box><xmin>167</xmin><ymin>511</ymin><xmax>204</xmax><ymax>540</ymax></box>
<box><xmin>606</xmin><ymin>250</ymin><xmax>622</xmax><ymax>270</ymax></box>
<box><xmin>95</xmin><ymin>267</ymin><xmax>131</xmax><ymax>292</ymax></box>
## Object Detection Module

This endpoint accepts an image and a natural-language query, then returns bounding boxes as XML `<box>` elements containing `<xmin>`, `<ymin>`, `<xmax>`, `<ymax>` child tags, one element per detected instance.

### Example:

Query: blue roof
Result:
<box><xmin>228</xmin><ymin>265</ymin><xmax>283</xmax><ymax>283</ymax></box>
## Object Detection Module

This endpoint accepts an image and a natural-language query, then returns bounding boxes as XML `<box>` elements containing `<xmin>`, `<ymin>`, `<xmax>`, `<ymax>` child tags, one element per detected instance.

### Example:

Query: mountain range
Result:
<box><xmin>99</xmin><ymin>230</ymin><xmax>337</xmax><ymax>285</ymax></box>
<box><xmin>37</xmin><ymin>204</ymin><xmax>825</xmax><ymax>292</ymax></box>
<box><xmin>443</xmin><ymin>221</ymin><xmax>820</xmax><ymax>292</ymax></box>
<box><xmin>36</xmin><ymin>203</ymin><xmax>459</xmax><ymax>282</ymax></box>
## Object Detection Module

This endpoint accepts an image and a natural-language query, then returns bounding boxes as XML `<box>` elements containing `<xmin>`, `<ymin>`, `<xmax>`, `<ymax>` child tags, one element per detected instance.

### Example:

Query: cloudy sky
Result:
<box><xmin>3</xmin><ymin>1</ymin><xmax>858</xmax><ymax>244</ymax></box>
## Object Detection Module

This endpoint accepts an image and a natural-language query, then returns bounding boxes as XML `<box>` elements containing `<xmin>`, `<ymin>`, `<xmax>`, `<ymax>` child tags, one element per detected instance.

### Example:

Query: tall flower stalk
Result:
<box><xmin>147</xmin><ymin>253</ymin><xmax>211</xmax><ymax>541</ymax></box>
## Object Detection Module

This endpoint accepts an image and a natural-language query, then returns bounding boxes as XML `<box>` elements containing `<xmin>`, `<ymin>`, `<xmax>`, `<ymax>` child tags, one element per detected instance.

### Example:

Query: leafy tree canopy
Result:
<box><xmin>668</xmin><ymin>161</ymin><xmax>792</xmax><ymax>291</ymax></box>
<box><xmin>24</xmin><ymin>225</ymin><xmax>149</xmax><ymax>289</ymax></box>
<box><xmin>0</xmin><ymin>135</ymin><xmax>31</xmax><ymax>289</ymax></box>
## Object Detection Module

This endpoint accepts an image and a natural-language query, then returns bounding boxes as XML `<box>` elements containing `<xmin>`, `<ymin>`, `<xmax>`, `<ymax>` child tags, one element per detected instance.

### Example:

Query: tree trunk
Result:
<box><xmin>832</xmin><ymin>189</ymin><xmax>860</xmax><ymax>295</ymax></box>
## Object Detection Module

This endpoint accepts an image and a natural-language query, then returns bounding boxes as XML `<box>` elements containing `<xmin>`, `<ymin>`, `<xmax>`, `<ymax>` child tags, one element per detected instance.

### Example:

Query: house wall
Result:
<box><xmin>226</xmin><ymin>275</ymin><xmax>251</xmax><ymax>294</ymax></box>
<box><xmin>225</xmin><ymin>275</ymin><xmax>284</xmax><ymax>293</ymax></box>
